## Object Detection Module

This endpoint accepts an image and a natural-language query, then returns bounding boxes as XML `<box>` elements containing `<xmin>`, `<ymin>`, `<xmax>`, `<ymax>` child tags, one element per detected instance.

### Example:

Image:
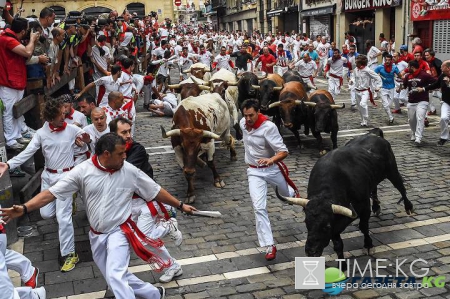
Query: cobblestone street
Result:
<box><xmin>9</xmin><ymin>78</ymin><xmax>450</xmax><ymax>299</ymax></box>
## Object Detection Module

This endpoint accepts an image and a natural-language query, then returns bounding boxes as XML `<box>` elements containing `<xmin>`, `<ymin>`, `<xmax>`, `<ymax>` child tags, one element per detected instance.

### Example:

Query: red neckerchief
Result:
<box><xmin>65</xmin><ymin>108</ymin><xmax>74</xmax><ymax>120</ymax></box>
<box><xmin>2</xmin><ymin>28</ymin><xmax>18</xmax><ymax>40</ymax></box>
<box><xmin>121</xmin><ymin>68</ymin><xmax>132</xmax><ymax>76</ymax></box>
<box><xmin>91</xmin><ymin>154</ymin><xmax>118</xmax><ymax>174</ymax></box>
<box><xmin>49</xmin><ymin>122</ymin><xmax>67</xmax><ymax>133</ymax></box>
<box><xmin>246</xmin><ymin>113</ymin><xmax>269</xmax><ymax>131</ymax></box>
<box><xmin>181</xmin><ymin>54</ymin><xmax>188</xmax><ymax>58</ymax></box>
<box><xmin>277</xmin><ymin>50</ymin><xmax>285</xmax><ymax>57</ymax></box>
<box><xmin>343</xmin><ymin>49</ymin><xmax>349</xmax><ymax>55</ymax></box>
<box><xmin>358</xmin><ymin>65</ymin><xmax>366</xmax><ymax>70</ymax></box>
<box><xmin>384</xmin><ymin>62</ymin><xmax>393</xmax><ymax>73</ymax></box>
<box><xmin>125</xmin><ymin>141</ymin><xmax>133</xmax><ymax>152</ymax></box>
<box><xmin>409</xmin><ymin>69</ymin><xmax>421</xmax><ymax>79</ymax></box>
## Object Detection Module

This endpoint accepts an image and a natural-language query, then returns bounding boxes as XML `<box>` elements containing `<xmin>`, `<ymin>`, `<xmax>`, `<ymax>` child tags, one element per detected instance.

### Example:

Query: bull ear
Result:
<box><xmin>275</xmin><ymin>187</ymin><xmax>309</xmax><ymax>207</ymax></box>
<box><xmin>273</xmin><ymin>86</ymin><xmax>283</xmax><ymax>91</ymax></box>
<box><xmin>252</xmin><ymin>85</ymin><xmax>261</xmax><ymax>89</ymax></box>
<box><xmin>331</xmin><ymin>204</ymin><xmax>358</xmax><ymax>218</ymax></box>
<box><xmin>161</xmin><ymin>126</ymin><xmax>181</xmax><ymax>138</ymax></box>
<box><xmin>268</xmin><ymin>101</ymin><xmax>281</xmax><ymax>109</ymax></box>
<box><xmin>330</xmin><ymin>103</ymin><xmax>345</xmax><ymax>109</ymax></box>
<box><xmin>304</xmin><ymin>101</ymin><xmax>317</xmax><ymax>107</ymax></box>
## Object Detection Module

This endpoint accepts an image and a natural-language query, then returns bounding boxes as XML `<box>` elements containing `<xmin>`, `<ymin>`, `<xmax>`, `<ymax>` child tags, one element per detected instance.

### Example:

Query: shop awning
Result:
<box><xmin>267</xmin><ymin>9</ymin><xmax>283</xmax><ymax>17</ymax></box>
<box><xmin>301</xmin><ymin>6</ymin><xmax>334</xmax><ymax>17</ymax></box>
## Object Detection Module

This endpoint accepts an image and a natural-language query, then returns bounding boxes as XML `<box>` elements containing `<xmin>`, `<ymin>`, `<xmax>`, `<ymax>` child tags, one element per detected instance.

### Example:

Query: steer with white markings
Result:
<box><xmin>161</xmin><ymin>93</ymin><xmax>237</xmax><ymax>203</ymax></box>
<box><xmin>276</xmin><ymin>129</ymin><xmax>414</xmax><ymax>270</ymax></box>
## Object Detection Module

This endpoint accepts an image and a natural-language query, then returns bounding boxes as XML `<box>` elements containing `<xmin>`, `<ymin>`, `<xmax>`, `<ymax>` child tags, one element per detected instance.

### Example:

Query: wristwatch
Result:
<box><xmin>177</xmin><ymin>201</ymin><xmax>184</xmax><ymax>211</ymax></box>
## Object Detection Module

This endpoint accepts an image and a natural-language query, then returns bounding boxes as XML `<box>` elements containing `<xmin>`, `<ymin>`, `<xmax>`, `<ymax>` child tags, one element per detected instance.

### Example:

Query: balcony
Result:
<box><xmin>211</xmin><ymin>0</ymin><xmax>226</xmax><ymax>9</ymax></box>
<box><xmin>273</xmin><ymin>0</ymin><xmax>296</xmax><ymax>9</ymax></box>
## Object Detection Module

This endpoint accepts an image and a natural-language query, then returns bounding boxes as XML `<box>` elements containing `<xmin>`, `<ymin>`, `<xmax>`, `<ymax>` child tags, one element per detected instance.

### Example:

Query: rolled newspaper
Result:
<box><xmin>191</xmin><ymin>210</ymin><xmax>222</xmax><ymax>218</ymax></box>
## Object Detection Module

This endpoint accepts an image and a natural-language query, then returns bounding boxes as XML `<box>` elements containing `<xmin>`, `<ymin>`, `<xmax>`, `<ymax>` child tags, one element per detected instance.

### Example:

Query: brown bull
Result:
<box><xmin>167</xmin><ymin>83</ymin><xmax>210</xmax><ymax>100</ymax></box>
<box><xmin>268</xmin><ymin>81</ymin><xmax>309</xmax><ymax>147</ymax></box>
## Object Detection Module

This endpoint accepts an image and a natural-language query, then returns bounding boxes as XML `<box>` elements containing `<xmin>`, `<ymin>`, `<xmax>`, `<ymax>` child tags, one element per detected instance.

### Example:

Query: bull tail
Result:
<box><xmin>368</xmin><ymin>128</ymin><xmax>384</xmax><ymax>139</ymax></box>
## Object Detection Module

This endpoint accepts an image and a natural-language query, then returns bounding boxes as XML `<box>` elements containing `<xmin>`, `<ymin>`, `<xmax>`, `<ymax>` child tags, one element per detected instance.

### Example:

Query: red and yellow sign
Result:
<box><xmin>411</xmin><ymin>0</ymin><xmax>450</xmax><ymax>21</ymax></box>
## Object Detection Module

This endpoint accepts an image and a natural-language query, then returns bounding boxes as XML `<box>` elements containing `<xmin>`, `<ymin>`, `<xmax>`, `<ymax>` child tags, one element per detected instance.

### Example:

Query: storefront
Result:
<box><xmin>411</xmin><ymin>1</ymin><xmax>450</xmax><ymax>61</ymax></box>
<box><xmin>339</xmin><ymin>0</ymin><xmax>403</xmax><ymax>55</ymax></box>
<box><xmin>221</xmin><ymin>8</ymin><xmax>257</xmax><ymax>34</ymax></box>
<box><xmin>301</xmin><ymin>5</ymin><xmax>335</xmax><ymax>41</ymax></box>
<box><xmin>266</xmin><ymin>0</ymin><xmax>299</xmax><ymax>33</ymax></box>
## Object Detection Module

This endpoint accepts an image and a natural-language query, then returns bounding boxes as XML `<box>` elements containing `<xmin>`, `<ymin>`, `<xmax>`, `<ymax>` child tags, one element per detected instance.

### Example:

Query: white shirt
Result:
<box><xmin>120</xmin><ymin>32</ymin><xmax>133</xmax><ymax>47</ymax></box>
<box><xmin>178</xmin><ymin>54</ymin><xmax>196</xmax><ymax>72</ymax></box>
<box><xmin>294</xmin><ymin>59</ymin><xmax>317</xmax><ymax>77</ymax></box>
<box><xmin>7</xmin><ymin>122</ymin><xmax>83</xmax><ymax>170</ymax></box>
<box><xmin>152</xmin><ymin>59</ymin><xmax>174</xmax><ymax>77</ymax></box>
<box><xmin>198</xmin><ymin>51</ymin><xmax>213</xmax><ymax>66</ymax></box>
<box><xmin>239</xmin><ymin>118</ymin><xmax>288</xmax><ymax>166</ymax></box>
<box><xmin>91</xmin><ymin>46</ymin><xmax>110</xmax><ymax>79</ymax></box>
<box><xmin>367</xmin><ymin>46</ymin><xmax>381</xmax><ymax>66</ymax></box>
<box><xmin>350</xmin><ymin>66</ymin><xmax>382</xmax><ymax>90</ymax></box>
<box><xmin>395</xmin><ymin>61</ymin><xmax>408</xmax><ymax>73</ymax></box>
<box><xmin>49</xmin><ymin>159</ymin><xmax>161</xmax><ymax>233</ymax></box>
<box><xmin>327</xmin><ymin>57</ymin><xmax>348</xmax><ymax>77</ymax></box>
<box><xmin>95</xmin><ymin>75</ymin><xmax>122</xmax><ymax>107</ymax></box>
<box><xmin>119</xmin><ymin>72</ymin><xmax>136</xmax><ymax>98</ymax></box>
<box><xmin>66</xmin><ymin>110</ymin><xmax>88</xmax><ymax>128</ymax></box>
<box><xmin>83</xmin><ymin>124</ymin><xmax>110</xmax><ymax>153</ymax></box>
<box><xmin>214</xmin><ymin>54</ymin><xmax>232</xmax><ymax>70</ymax></box>
<box><xmin>103</xmin><ymin>105</ymin><xmax>126</xmax><ymax>120</ymax></box>
<box><xmin>316</xmin><ymin>42</ymin><xmax>330</xmax><ymax>58</ymax></box>
<box><xmin>152</xmin><ymin>47</ymin><xmax>165</xmax><ymax>59</ymax></box>
<box><xmin>174</xmin><ymin>45</ymin><xmax>183</xmax><ymax>56</ymax></box>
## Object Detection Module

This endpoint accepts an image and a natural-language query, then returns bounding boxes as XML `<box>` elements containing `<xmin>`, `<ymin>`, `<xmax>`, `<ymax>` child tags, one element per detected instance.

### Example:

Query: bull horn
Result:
<box><xmin>202</xmin><ymin>130</ymin><xmax>221</xmax><ymax>139</ymax></box>
<box><xmin>268</xmin><ymin>101</ymin><xmax>281</xmax><ymax>109</ymax></box>
<box><xmin>198</xmin><ymin>85</ymin><xmax>211</xmax><ymax>91</ymax></box>
<box><xmin>182</xmin><ymin>69</ymin><xmax>191</xmax><ymax>74</ymax></box>
<box><xmin>190</xmin><ymin>76</ymin><xmax>204</xmax><ymax>85</ymax></box>
<box><xmin>205</xmin><ymin>68</ymin><xmax>211</xmax><ymax>72</ymax></box>
<box><xmin>257</xmin><ymin>73</ymin><xmax>267</xmax><ymax>80</ymax></box>
<box><xmin>273</xmin><ymin>86</ymin><xmax>283</xmax><ymax>91</ymax></box>
<box><xmin>330</xmin><ymin>103</ymin><xmax>346</xmax><ymax>109</ymax></box>
<box><xmin>303</xmin><ymin>101</ymin><xmax>317</xmax><ymax>107</ymax></box>
<box><xmin>294</xmin><ymin>100</ymin><xmax>303</xmax><ymax>106</ymax></box>
<box><xmin>227</xmin><ymin>81</ymin><xmax>238</xmax><ymax>86</ymax></box>
<box><xmin>331</xmin><ymin>204</ymin><xmax>358</xmax><ymax>219</ymax></box>
<box><xmin>168</xmin><ymin>84</ymin><xmax>181</xmax><ymax>89</ymax></box>
<box><xmin>275</xmin><ymin>187</ymin><xmax>309</xmax><ymax>207</ymax></box>
<box><xmin>161</xmin><ymin>126</ymin><xmax>181</xmax><ymax>138</ymax></box>
<box><xmin>251</xmin><ymin>85</ymin><xmax>261</xmax><ymax>90</ymax></box>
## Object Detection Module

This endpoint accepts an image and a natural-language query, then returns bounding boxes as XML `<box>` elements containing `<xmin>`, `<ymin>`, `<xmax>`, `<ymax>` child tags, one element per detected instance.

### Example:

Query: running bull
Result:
<box><xmin>268</xmin><ymin>81</ymin><xmax>309</xmax><ymax>147</ymax></box>
<box><xmin>161</xmin><ymin>93</ymin><xmax>237</xmax><ymax>203</ymax></box>
<box><xmin>304</xmin><ymin>90</ymin><xmax>344</xmax><ymax>155</ymax></box>
<box><xmin>276</xmin><ymin>129</ymin><xmax>414</xmax><ymax>269</ymax></box>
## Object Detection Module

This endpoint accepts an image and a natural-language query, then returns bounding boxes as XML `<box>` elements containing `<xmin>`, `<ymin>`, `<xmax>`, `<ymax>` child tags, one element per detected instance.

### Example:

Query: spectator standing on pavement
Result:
<box><xmin>419</xmin><ymin>60</ymin><xmax>450</xmax><ymax>146</ymax></box>
<box><xmin>240</xmin><ymin>99</ymin><xmax>298</xmax><ymax>262</ymax></box>
<box><xmin>0</xmin><ymin>17</ymin><xmax>39</xmax><ymax>150</ymax></box>
<box><xmin>0</xmin><ymin>133</ymin><xmax>197</xmax><ymax>299</ymax></box>
<box><xmin>398</xmin><ymin>60</ymin><xmax>437</xmax><ymax>145</ymax></box>
<box><xmin>255</xmin><ymin>46</ymin><xmax>276</xmax><ymax>74</ymax></box>
<box><xmin>374</xmin><ymin>54</ymin><xmax>401</xmax><ymax>125</ymax></box>
<box><xmin>0</xmin><ymin>97</ymin><xmax>91</xmax><ymax>272</ymax></box>
<box><xmin>349</xmin><ymin>55</ymin><xmax>382</xmax><ymax>127</ymax></box>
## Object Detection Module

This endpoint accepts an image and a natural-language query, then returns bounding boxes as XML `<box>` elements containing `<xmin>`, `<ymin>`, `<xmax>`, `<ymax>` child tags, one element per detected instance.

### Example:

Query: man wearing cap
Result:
<box><xmin>399</xmin><ymin>45</ymin><xmax>414</xmax><ymax>63</ymax></box>
<box><xmin>0</xmin><ymin>97</ymin><xmax>91</xmax><ymax>272</ymax></box>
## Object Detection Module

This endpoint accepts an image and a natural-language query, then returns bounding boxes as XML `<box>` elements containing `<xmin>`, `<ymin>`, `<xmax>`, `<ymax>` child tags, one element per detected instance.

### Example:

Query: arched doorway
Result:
<box><xmin>126</xmin><ymin>3</ymin><xmax>145</xmax><ymax>18</ymax></box>
<box><xmin>81</xmin><ymin>6</ymin><xmax>112</xmax><ymax>17</ymax></box>
<box><xmin>49</xmin><ymin>6</ymin><xmax>66</xmax><ymax>20</ymax></box>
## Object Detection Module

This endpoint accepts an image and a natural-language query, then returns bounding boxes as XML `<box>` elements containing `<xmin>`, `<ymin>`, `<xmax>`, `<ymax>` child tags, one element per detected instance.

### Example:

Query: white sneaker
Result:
<box><xmin>168</xmin><ymin>218</ymin><xmax>183</xmax><ymax>246</ymax></box>
<box><xmin>16</xmin><ymin>137</ymin><xmax>31</xmax><ymax>144</ymax></box>
<box><xmin>159</xmin><ymin>264</ymin><xmax>183</xmax><ymax>283</ymax></box>
<box><xmin>33</xmin><ymin>286</ymin><xmax>46</xmax><ymax>299</ymax></box>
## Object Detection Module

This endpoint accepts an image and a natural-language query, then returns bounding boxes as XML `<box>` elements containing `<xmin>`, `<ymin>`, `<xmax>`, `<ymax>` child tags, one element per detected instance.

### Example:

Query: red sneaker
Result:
<box><xmin>24</xmin><ymin>267</ymin><xmax>39</xmax><ymax>288</ymax></box>
<box><xmin>265</xmin><ymin>245</ymin><xmax>277</xmax><ymax>261</ymax></box>
<box><xmin>424</xmin><ymin>118</ymin><xmax>430</xmax><ymax>127</ymax></box>
<box><xmin>427</xmin><ymin>110</ymin><xmax>437</xmax><ymax>116</ymax></box>
<box><xmin>391</xmin><ymin>109</ymin><xmax>402</xmax><ymax>114</ymax></box>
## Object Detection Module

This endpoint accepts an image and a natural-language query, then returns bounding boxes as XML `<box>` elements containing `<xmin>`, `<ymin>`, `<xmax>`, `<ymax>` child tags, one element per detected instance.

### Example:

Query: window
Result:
<box><xmin>126</xmin><ymin>3</ymin><xmax>145</xmax><ymax>18</ymax></box>
<box><xmin>81</xmin><ymin>7</ymin><xmax>112</xmax><ymax>17</ymax></box>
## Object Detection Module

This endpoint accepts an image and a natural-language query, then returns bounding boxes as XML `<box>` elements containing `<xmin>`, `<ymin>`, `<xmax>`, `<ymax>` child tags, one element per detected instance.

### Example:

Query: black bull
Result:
<box><xmin>276</xmin><ymin>129</ymin><xmax>414</xmax><ymax>270</ymax></box>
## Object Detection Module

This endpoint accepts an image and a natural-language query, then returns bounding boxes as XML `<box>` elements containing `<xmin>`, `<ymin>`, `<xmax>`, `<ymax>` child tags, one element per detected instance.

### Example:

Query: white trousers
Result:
<box><xmin>380</xmin><ymin>88</ymin><xmax>395</xmax><ymax>121</ymax></box>
<box><xmin>5</xmin><ymin>250</ymin><xmax>34</xmax><ymax>283</ymax></box>
<box><xmin>40</xmin><ymin>170</ymin><xmax>75</xmax><ymax>257</ymax></box>
<box><xmin>319</xmin><ymin>57</ymin><xmax>327</xmax><ymax>74</ymax></box>
<box><xmin>394</xmin><ymin>80</ymin><xmax>408</xmax><ymax>109</ymax></box>
<box><xmin>0</xmin><ymin>235</ymin><xmax>38</xmax><ymax>299</ymax></box>
<box><xmin>247</xmin><ymin>166</ymin><xmax>293</xmax><ymax>247</ymax></box>
<box><xmin>430</xmin><ymin>91</ymin><xmax>441</xmax><ymax>112</ymax></box>
<box><xmin>407</xmin><ymin>101</ymin><xmax>429</xmax><ymax>142</ymax></box>
<box><xmin>328</xmin><ymin>77</ymin><xmax>341</xmax><ymax>99</ymax></box>
<box><xmin>0</xmin><ymin>86</ymin><xmax>24</xmax><ymax>146</ymax></box>
<box><xmin>89</xmin><ymin>228</ymin><xmax>160</xmax><ymax>299</ymax></box>
<box><xmin>369</xmin><ymin>64</ymin><xmax>378</xmax><ymax>98</ymax></box>
<box><xmin>440</xmin><ymin>102</ymin><xmax>450</xmax><ymax>140</ymax></box>
<box><xmin>356</xmin><ymin>90</ymin><xmax>370</xmax><ymax>126</ymax></box>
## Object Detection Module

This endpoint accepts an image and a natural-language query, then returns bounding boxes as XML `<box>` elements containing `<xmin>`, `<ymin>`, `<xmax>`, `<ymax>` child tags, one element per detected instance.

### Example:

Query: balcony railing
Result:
<box><xmin>273</xmin><ymin>0</ymin><xmax>295</xmax><ymax>9</ymax></box>
<box><xmin>211</xmin><ymin>0</ymin><xmax>226</xmax><ymax>9</ymax></box>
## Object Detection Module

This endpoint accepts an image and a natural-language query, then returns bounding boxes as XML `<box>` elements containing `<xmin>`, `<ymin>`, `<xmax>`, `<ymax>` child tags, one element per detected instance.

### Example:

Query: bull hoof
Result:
<box><xmin>319</xmin><ymin>150</ymin><xmax>327</xmax><ymax>156</ymax></box>
<box><xmin>367</xmin><ymin>247</ymin><xmax>374</xmax><ymax>255</ymax></box>
<box><xmin>214</xmin><ymin>179</ymin><xmax>226</xmax><ymax>188</ymax></box>
<box><xmin>373</xmin><ymin>208</ymin><xmax>381</xmax><ymax>217</ymax></box>
<box><xmin>405</xmin><ymin>208</ymin><xmax>414</xmax><ymax>215</ymax></box>
<box><xmin>186</xmin><ymin>195</ymin><xmax>196</xmax><ymax>204</ymax></box>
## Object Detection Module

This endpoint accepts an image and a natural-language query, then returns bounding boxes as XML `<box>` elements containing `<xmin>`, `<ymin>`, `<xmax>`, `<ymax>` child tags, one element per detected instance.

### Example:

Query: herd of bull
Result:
<box><xmin>159</xmin><ymin>64</ymin><xmax>415</xmax><ymax>269</ymax></box>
